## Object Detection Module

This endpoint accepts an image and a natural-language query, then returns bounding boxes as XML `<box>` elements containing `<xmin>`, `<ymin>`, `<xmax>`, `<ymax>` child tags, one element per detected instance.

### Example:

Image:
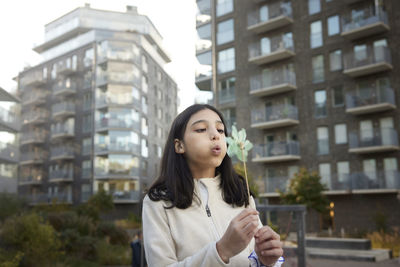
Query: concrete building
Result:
<box><xmin>196</xmin><ymin>0</ymin><xmax>400</xmax><ymax>233</ymax></box>
<box><xmin>17</xmin><ymin>4</ymin><xmax>178</xmax><ymax>214</ymax></box>
<box><xmin>0</xmin><ymin>87</ymin><xmax>20</xmax><ymax>194</ymax></box>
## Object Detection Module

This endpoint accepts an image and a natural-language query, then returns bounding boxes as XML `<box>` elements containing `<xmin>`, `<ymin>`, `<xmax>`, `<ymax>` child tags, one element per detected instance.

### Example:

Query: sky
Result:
<box><xmin>0</xmin><ymin>0</ymin><xmax>212</xmax><ymax>112</ymax></box>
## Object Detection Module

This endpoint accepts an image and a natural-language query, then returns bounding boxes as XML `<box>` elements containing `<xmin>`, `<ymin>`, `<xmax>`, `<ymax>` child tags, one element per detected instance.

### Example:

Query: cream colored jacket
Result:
<box><xmin>142</xmin><ymin>175</ymin><xmax>260</xmax><ymax>267</ymax></box>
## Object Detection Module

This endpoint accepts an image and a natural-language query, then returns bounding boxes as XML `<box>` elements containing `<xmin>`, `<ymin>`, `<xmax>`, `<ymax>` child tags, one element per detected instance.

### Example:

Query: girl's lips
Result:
<box><xmin>211</xmin><ymin>145</ymin><xmax>221</xmax><ymax>155</ymax></box>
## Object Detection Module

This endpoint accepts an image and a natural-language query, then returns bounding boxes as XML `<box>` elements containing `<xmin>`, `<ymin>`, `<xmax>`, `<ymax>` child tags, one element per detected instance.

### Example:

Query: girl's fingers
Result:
<box><xmin>259</xmin><ymin>247</ymin><xmax>284</xmax><ymax>258</ymax></box>
<box><xmin>255</xmin><ymin>226</ymin><xmax>280</xmax><ymax>242</ymax></box>
<box><xmin>236</xmin><ymin>208</ymin><xmax>259</xmax><ymax>222</ymax></box>
<box><xmin>256</xmin><ymin>240</ymin><xmax>283</xmax><ymax>251</ymax></box>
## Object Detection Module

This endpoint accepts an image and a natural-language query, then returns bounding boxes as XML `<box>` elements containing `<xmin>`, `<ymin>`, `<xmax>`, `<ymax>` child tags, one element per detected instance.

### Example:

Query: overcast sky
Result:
<box><xmin>0</xmin><ymin>0</ymin><xmax>211</xmax><ymax>111</ymax></box>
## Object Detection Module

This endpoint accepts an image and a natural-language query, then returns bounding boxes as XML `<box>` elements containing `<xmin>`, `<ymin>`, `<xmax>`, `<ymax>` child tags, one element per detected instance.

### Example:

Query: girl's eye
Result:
<box><xmin>217</xmin><ymin>129</ymin><xmax>225</xmax><ymax>134</ymax></box>
<box><xmin>195</xmin><ymin>129</ymin><xmax>206</xmax><ymax>133</ymax></box>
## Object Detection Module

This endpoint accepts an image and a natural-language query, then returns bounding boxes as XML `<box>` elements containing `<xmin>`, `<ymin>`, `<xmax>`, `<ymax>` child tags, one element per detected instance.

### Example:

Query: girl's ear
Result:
<box><xmin>174</xmin><ymin>139</ymin><xmax>185</xmax><ymax>154</ymax></box>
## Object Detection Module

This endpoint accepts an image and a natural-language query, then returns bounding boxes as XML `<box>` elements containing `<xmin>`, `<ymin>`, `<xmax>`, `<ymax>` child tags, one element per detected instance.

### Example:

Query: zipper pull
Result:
<box><xmin>205</xmin><ymin>204</ymin><xmax>212</xmax><ymax>217</ymax></box>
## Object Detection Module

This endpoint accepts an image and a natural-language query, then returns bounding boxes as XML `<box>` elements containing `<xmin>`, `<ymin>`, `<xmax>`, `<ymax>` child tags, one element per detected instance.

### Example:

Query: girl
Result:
<box><xmin>142</xmin><ymin>104</ymin><xmax>283</xmax><ymax>266</ymax></box>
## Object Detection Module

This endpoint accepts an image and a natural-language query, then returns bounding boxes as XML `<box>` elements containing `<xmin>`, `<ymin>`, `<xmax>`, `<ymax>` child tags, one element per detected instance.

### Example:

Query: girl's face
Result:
<box><xmin>175</xmin><ymin>109</ymin><xmax>227</xmax><ymax>176</ymax></box>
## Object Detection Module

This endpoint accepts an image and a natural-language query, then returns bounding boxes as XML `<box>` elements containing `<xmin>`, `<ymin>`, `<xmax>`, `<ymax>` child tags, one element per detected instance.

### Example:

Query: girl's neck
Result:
<box><xmin>190</xmin><ymin>166</ymin><xmax>216</xmax><ymax>179</ymax></box>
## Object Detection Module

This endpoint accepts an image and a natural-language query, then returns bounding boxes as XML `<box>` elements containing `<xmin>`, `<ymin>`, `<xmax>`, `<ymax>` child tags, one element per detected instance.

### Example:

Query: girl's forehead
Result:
<box><xmin>188</xmin><ymin>109</ymin><xmax>221</xmax><ymax>124</ymax></box>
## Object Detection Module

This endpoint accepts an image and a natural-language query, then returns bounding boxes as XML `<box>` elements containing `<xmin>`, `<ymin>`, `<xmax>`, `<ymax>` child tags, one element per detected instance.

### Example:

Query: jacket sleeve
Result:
<box><xmin>142</xmin><ymin>195</ymin><xmax>230</xmax><ymax>267</ymax></box>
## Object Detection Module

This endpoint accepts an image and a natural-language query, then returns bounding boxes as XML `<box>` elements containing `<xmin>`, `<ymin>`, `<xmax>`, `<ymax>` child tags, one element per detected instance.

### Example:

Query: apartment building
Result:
<box><xmin>196</xmin><ymin>0</ymin><xmax>400</xmax><ymax>232</ymax></box>
<box><xmin>17</xmin><ymin>4</ymin><xmax>178</xmax><ymax>213</ymax></box>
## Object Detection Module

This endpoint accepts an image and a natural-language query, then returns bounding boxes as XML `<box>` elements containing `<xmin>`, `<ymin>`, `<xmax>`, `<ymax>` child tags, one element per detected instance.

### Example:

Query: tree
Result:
<box><xmin>76</xmin><ymin>190</ymin><xmax>114</xmax><ymax>221</ymax></box>
<box><xmin>279</xmin><ymin>168</ymin><xmax>329</xmax><ymax>215</ymax></box>
<box><xmin>0</xmin><ymin>193</ymin><xmax>27</xmax><ymax>222</ymax></box>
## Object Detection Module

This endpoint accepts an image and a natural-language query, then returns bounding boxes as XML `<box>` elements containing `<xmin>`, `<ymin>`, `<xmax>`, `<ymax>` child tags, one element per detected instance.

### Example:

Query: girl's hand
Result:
<box><xmin>216</xmin><ymin>208</ymin><xmax>259</xmax><ymax>263</ymax></box>
<box><xmin>254</xmin><ymin>226</ymin><xmax>283</xmax><ymax>266</ymax></box>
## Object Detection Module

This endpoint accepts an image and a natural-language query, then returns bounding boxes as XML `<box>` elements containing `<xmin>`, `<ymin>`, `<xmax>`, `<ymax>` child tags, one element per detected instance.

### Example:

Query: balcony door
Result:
<box><xmin>380</xmin><ymin>117</ymin><xmax>393</xmax><ymax>146</ymax></box>
<box><xmin>373</xmin><ymin>39</ymin><xmax>387</xmax><ymax>62</ymax></box>
<box><xmin>319</xmin><ymin>163</ymin><xmax>331</xmax><ymax>189</ymax></box>
<box><xmin>260</xmin><ymin>5</ymin><xmax>269</xmax><ymax>22</ymax></box>
<box><xmin>261</xmin><ymin>37</ymin><xmax>271</xmax><ymax>55</ymax></box>
<box><xmin>384</xmin><ymin>158</ymin><xmax>398</xmax><ymax>189</ymax></box>
<box><xmin>363</xmin><ymin>159</ymin><xmax>377</xmax><ymax>183</ymax></box>
<box><xmin>360</xmin><ymin>120</ymin><xmax>373</xmax><ymax>143</ymax></box>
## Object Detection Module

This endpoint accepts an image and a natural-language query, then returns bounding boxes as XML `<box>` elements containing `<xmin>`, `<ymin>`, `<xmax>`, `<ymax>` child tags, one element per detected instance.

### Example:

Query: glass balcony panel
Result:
<box><xmin>253</xmin><ymin>141</ymin><xmax>300</xmax><ymax>158</ymax></box>
<box><xmin>349</xmin><ymin>128</ymin><xmax>399</xmax><ymax>152</ymax></box>
<box><xmin>251</xmin><ymin>104</ymin><xmax>298</xmax><ymax>124</ymax></box>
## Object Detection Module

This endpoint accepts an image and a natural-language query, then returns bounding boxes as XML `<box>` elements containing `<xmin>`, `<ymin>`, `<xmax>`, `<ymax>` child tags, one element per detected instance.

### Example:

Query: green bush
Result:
<box><xmin>97</xmin><ymin>221</ymin><xmax>130</xmax><ymax>246</ymax></box>
<box><xmin>47</xmin><ymin>211</ymin><xmax>96</xmax><ymax>236</ymax></box>
<box><xmin>1</xmin><ymin>213</ymin><xmax>62</xmax><ymax>267</ymax></box>
<box><xmin>95</xmin><ymin>239</ymin><xmax>130</xmax><ymax>265</ymax></box>
<box><xmin>367</xmin><ymin>228</ymin><xmax>400</xmax><ymax>258</ymax></box>
<box><xmin>0</xmin><ymin>193</ymin><xmax>27</xmax><ymax>222</ymax></box>
<box><xmin>60</xmin><ymin>229</ymin><xmax>97</xmax><ymax>261</ymax></box>
<box><xmin>0</xmin><ymin>249</ymin><xmax>24</xmax><ymax>267</ymax></box>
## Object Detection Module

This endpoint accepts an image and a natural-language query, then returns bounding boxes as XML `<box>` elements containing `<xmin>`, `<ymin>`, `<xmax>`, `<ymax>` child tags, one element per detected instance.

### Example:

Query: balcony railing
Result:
<box><xmin>20</xmin><ymin>70</ymin><xmax>46</xmax><ymax>87</ymax></box>
<box><xmin>26</xmin><ymin>193</ymin><xmax>72</xmax><ymax>204</ymax></box>
<box><xmin>251</xmin><ymin>104</ymin><xmax>299</xmax><ymax>129</ymax></box>
<box><xmin>342</xmin><ymin>9</ymin><xmax>389</xmax><ymax>40</ymax></box>
<box><xmin>350</xmin><ymin>171</ymin><xmax>400</xmax><ymax>191</ymax></box>
<box><xmin>218</xmin><ymin>89</ymin><xmax>235</xmax><ymax>105</ymax></box>
<box><xmin>250</xmin><ymin>70</ymin><xmax>296</xmax><ymax>97</ymax></box>
<box><xmin>52</xmin><ymin>102</ymin><xmax>75</xmax><ymax>118</ymax></box>
<box><xmin>20</xmin><ymin>131</ymin><xmax>46</xmax><ymax>145</ymax></box>
<box><xmin>50</xmin><ymin>146</ymin><xmax>74</xmax><ymax>160</ymax></box>
<box><xmin>252</xmin><ymin>141</ymin><xmax>300</xmax><ymax>163</ymax></box>
<box><xmin>49</xmin><ymin>169</ymin><xmax>73</xmax><ymax>181</ymax></box>
<box><xmin>51</xmin><ymin>124</ymin><xmax>74</xmax><ymax>139</ymax></box>
<box><xmin>19</xmin><ymin>173</ymin><xmax>43</xmax><ymax>184</ymax></box>
<box><xmin>0</xmin><ymin>142</ymin><xmax>19</xmax><ymax>163</ymax></box>
<box><xmin>96</xmin><ymin>72</ymin><xmax>139</xmax><ymax>87</ymax></box>
<box><xmin>195</xmin><ymin>69</ymin><xmax>212</xmax><ymax>91</ymax></box>
<box><xmin>22</xmin><ymin>109</ymin><xmax>49</xmax><ymax>125</ymax></box>
<box><xmin>95</xmin><ymin>143</ymin><xmax>141</xmax><ymax>155</ymax></box>
<box><xmin>57</xmin><ymin>58</ymin><xmax>77</xmax><ymax>75</ymax></box>
<box><xmin>247</xmin><ymin>1</ymin><xmax>293</xmax><ymax>33</ymax></box>
<box><xmin>349</xmin><ymin>128</ymin><xmax>399</xmax><ymax>153</ymax></box>
<box><xmin>344</xmin><ymin>46</ymin><xmax>392</xmax><ymax>77</ymax></box>
<box><xmin>346</xmin><ymin>87</ymin><xmax>396</xmax><ymax>115</ymax></box>
<box><xmin>94</xmin><ymin>167</ymin><xmax>140</xmax><ymax>179</ymax></box>
<box><xmin>98</xmin><ymin>50</ymin><xmax>135</xmax><ymax>64</ymax></box>
<box><xmin>53</xmin><ymin>82</ymin><xmax>77</xmax><ymax>96</ymax></box>
<box><xmin>110</xmin><ymin>190</ymin><xmax>141</xmax><ymax>202</ymax></box>
<box><xmin>248</xmin><ymin>35</ymin><xmax>294</xmax><ymax>65</ymax></box>
<box><xmin>0</xmin><ymin>106</ymin><xmax>19</xmax><ymax>131</ymax></box>
<box><xmin>264</xmin><ymin>176</ymin><xmax>290</xmax><ymax>194</ymax></box>
<box><xmin>21</xmin><ymin>91</ymin><xmax>47</xmax><ymax>105</ymax></box>
<box><xmin>20</xmin><ymin>151</ymin><xmax>46</xmax><ymax>164</ymax></box>
<box><xmin>96</xmin><ymin>95</ymin><xmax>140</xmax><ymax>108</ymax></box>
<box><xmin>96</xmin><ymin>118</ymin><xmax>140</xmax><ymax>131</ymax></box>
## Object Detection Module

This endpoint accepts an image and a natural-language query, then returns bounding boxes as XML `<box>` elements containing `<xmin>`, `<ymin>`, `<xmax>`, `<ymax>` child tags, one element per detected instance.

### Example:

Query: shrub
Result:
<box><xmin>0</xmin><ymin>249</ymin><xmax>24</xmax><ymax>267</ymax></box>
<box><xmin>0</xmin><ymin>193</ymin><xmax>27</xmax><ymax>222</ymax></box>
<box><xmin>367</xmin><ymin>228</ymin><xmax>400</xmax><ymax>258</ymax></box>
<box><xmin>60</xmin><ymin>229</ymin><xmax>97</xmax><ymax>261</ymax></box>
<box><xmin>95</xmin><ymin>239</ymin><xmax>130</xmax><ymax>265</ymax></box>
<box><xmin>97</xmin><ymin>221</ymin><xmax>130</xmax><ymax>246</ymax></box>
<box><xmin>47</xmin><ymin>211</ymin><xmax>96</xmax><ymax>236</ymax></box>
<box><xmin>1</xmin><ymin>213</ymin><xmax>62</xmax><ymax>267</ymax></box>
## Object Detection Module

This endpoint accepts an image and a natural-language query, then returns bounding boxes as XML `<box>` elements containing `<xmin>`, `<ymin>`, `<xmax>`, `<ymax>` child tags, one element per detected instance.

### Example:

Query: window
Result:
<box><xmin>82</xmin><ymin>138</ymin><xmax>92</xmax><ymax>154</ymax></box>
<box><xmin>315</xmin><ymin>90</ymin><xmax>327</xmax><ymax>118</ymax></box>
<box><xmin>142</xmin><ymin>76</ymin><xmax>148</xmax><ymax>93</ymax></box>
<box><xmin>141</xmin><ymin>139</ymin><xmax>148</xmax><ymax>157</ymax></box>
<box><xmin>197</xmin><ymin>51</ymin><xmax>212</xmax><ymax>65</ymax></box>
<box><xmin>360</xmin><ymin>120</ymin><xmax>373</xmax><ymax>141</ymax></box>
<box><xmin>142</xmin><ymin>96</ymin><xmax>148</xmax><ymax>114</ymax></box>
<box><xmin>319</xmin><ymin>163</ymin><xmax>331</xmax><ymax>189</ymax></box>
<box><xmin>83</xmin><ymin>92</ymin><xmax>91</xmax><ymax>110</ymax></box>
<box><xmin>317</xmin><ymin>127</ymin><xmax>329</xmax><ymax>155</ymax></box>
<box><xmin>310</xmin><ymin>21</ymin><xmax>323</xmax><ymax>48</ymax></box>
<box><xmin>354</xmin><ymin>44</ymin><xmax>367</xmax><ymax>62</ymax></box>
<box><xmin>142</xmin><ymin>55</ymin><xmax>148</xmax><ymax>73</ymax></box>
<box><xmin>329</xmin><ymin>50</ymin><xmax>342</xmax><ymax>71</ymax></box>
<box><xmin>312</xmin><ymin>55</ymin><xmax>324</xmax><ymax>83</ymax></box>
<box><xmin>332</xmin><ymin>85</ymin><xmax>344</xmax><ymax>107</ymax></box>
<box><xmin>83</xmin><ymin>115</ymin><xmax>92</xmax><ymax>133</ymax></box>
<box><xmin>327</xmin><ymin>15</ymin><xmax>340</xmax><ymax>36</ymax></box>
<box><xmin>141</xmin><ymin>117</ymin><xmax>148</xmax><ymax>135</ymax></box>
<box><xmin>218</xmin><ymin>48</ymin><xmax>235</xmax><ymax>74</ymax></box>
<box><xmin>84</xmin><ymin>48</ymin><xmax>94</xmax><ymax>68</ymax></box>
<box><xmin>219</xmin><ymin>77</ymin><xmax>235</xmax><ymax>104</ymax></box>
<box><xmin>197</xmin><ymin>23</ymin><xmax>211</xmax><ymax>40</ymax></box>
<box><xmin>335</xmin><ymin>124</ymin><xmax>347</xmax><ymax>144</ymax></box>
<box><xmin>82</xmin><ymin>160</ymin><xmax>91</xmax><ymax>178</ymax></box>
<box><xmin>363</xmin><ymin>159</ymin><xmax>377</xmax><ymax>181</ymax></box>
<box><xmin>308</xmin><ymin>0</ymin><xmax>321</xmax><ymax>15</ymax></box>
<box><xmin>337</xmin><ymin>162</ymin><xmax>350</xmax><ymax>183</ymax></box>
<box><xmin>157</xmin><ymin>107</ymin><xmax>162</xmax><ymax>120</ymax></box>
<box><xmin>81</xmin><ymin>184</ymin><xmax>91</xmax><ymax>202</ymax></box>
<box><xmin>84</xmin><ymin>71</ymin><xmax>92</xmax><ymax>89</ymax></box>
<box><xmin>217</xmin><ymin>19</ymin><xmax>234</xmax><ymax>45</ymax></box>
<box><xmin>216</xmin><ymin>0</ymin><xmax>233</xmax><ymax>17</ymax></box>
<box><xmin>157</xmin><ymin>146</ymin><xmax>162</xmax><ymax>158</ymax></box>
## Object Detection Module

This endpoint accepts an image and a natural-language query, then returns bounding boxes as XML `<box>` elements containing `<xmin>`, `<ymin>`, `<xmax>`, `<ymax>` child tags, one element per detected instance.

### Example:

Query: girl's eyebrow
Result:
<box><xmin>191</xmin><ymin>119</ymin><xmax>223</xmax><ymax>126</ymax></box>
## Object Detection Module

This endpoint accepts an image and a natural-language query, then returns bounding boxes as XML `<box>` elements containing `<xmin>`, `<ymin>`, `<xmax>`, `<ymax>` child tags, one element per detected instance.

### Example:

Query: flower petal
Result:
<box><xmin>244</xmin><ymin>140</ymin><xmax>253</xmax><ymax>151</ymax></box>
<box><xmin>231</xmin><ymin>125</ymin><xmax>238</xmax><ymax>140</ymax></box>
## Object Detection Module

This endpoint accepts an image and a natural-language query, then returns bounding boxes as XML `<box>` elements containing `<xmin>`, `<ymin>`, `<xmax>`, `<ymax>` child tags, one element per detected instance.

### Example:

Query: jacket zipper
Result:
<box><xmin>199</xmin><ymin>181</ymin><xmax>220</xmax><ymax>239</ymax></box>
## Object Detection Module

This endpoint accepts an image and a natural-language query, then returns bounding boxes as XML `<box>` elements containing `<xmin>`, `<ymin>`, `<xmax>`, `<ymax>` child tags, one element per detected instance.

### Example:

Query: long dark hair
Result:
<box><xmin>147</xmin><ymin>104</ymin><xmax>250</xmax><ymax>209</ymax></box>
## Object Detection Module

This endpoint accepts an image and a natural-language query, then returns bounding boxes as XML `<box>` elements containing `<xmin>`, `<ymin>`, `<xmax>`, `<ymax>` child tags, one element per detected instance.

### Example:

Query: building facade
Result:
<box><xmin>196</xmin><ymin>0</ymin><xmax>400</xmax><ymax>233</ymax></box>
<box><xmin>17</xmin><ymin>5</ymin><xmax>178</xmax><ymax>212</ymax></box>
<box><xmin>0</xmin><ymin>87</ymin><xmax>20</xmax><ymax>194</ymax></box>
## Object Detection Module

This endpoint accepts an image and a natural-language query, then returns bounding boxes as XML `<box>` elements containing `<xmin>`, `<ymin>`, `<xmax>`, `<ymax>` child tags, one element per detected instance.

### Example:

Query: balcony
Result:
<box><xmin>97</xmin><ymin>49</ymin><xmax>135</xmax><ymax>65</ymax></box>
<box><xmin>94</xmin><ymin>167</ymin><xmax>140</xmax><ymax>180</ymax></box>
<box><xmin>51</xmin><ymin>124</ymin><xmax>74</xmax><ymax>139</ymax></box>
<box><xmin>20</xmin><ymin>132</ymin><xmax>46</xmax><ymax>145</ymax></box>
<box><xmin>250</xmin><ymin>70</ymin><xmax>296</xmax><ymax>97</ymax></box>
<box><xmin>52</xmin><ymin>102</ymin><xmax>75</xmax><ymax>119</ymax></box>
<box><xmin>95</xmin><ymin>143</ymin><xmax>141</xmax><ymax>156</ymax></box>
<box><xmin>96</xmin><ymin>118</ymin><xmax>140</xmax><ymax>132</ymax></box>
<box><xmin>251</xmin><ymin>104</ymin><xmax>299</xmax><ymax>129</ymax></box>
<box><xmin>218</xmin><ymin>88</ymin><xmax>235</xmax><ymax>105</ymax></box>
<box><xmin>252</xmin><ymin>142</ymin><xmax>300</xmax><ymax>163</ymax></box>
<box><xmin>110</xmin><ymin>190</ymin><xmax>141</xmax><ymax>203</ymax></box>
<box><xmin>57</xmin><ymin>59</ymin><xmax>78</xmax><ymax>75</ymax></box>
<box><xmin>346</xmin><ymin>87</ymin><xmax>396</xmax><ymax>115</ymax></box>
<box><xmin>341</xmin><ymin>9</ymin><xmax>389</xmax><ymax>40</ymax></box>
<box><xmin>349</xmin><ymin>128</ymin><xmax>399</xmax><ymax>154</ymax></box>
<box><xmin>96</xmin><ymin>95</ymin><xmax>139</xmax><ymax>109</ymax></box>
<box><xmin>50</xmin><ymin>146</ymin><xmax>74</xmax><ymax>160</ymax></box>
<box><xmin>96</xmin><ymin>71</ymin><xmax>138</xmax><ymax>88</ymax></box>
<box><xmin>20</xmin><ymin>151</ymin><xmax>46</xmax><ymax>165</ymax></box>
<box><xmin>343</xmin><ymin>46</ymin><xmax>392</xmax><ymax>77</ymax></box>
<box><xmin>21</xmin><ymin>91</ymin><xmax>47</xmax><ymax>106</ymax></box>
<box><xmin>195</xmin><ymin>70</ymin><xmax>212</xmax><ymax>91</ymax></box>
<box><xmin>263</xmin><ymin>176</ymin><xmax>290</xmax><ymax>196</ymax></box>
<box><xmin>350</xmin><ymin>171</ymin><xmax>400</xmax><ymax>192</ymax></box>
<box><xmin>247</xmin><ymin>3</ymin><xmax>293</xmax><ymax>34</ymax></box>
<box><xmin>19</xmin><ymin>173</ymin><xmax>43</xmax><ymax>185</ymax></box>
<box><xmin>20</xmin><ymin>70</ymin><xmax>46</xmax><ymax>87</ymax></box>
<box><xmin>248</xmin><ymin>35</ymin><xmax>294</xmax><ymax>65</ymax></box>
<box><xmin>49</xmin><ymin>169</ymin><xmax>73</xmax><ymax>182</ymax></box>
<box><xmin>0</xmin><ymin>142</ymin><xmax>19</xmax><ymax>163</ymax></box>
<box><xmin>22</xmin><ymin>110</ymin><xmax>49</xmax><ymax>125</ymax></box>
<box><xmin>53</xmin><ymin>81</ymin><xmax>77</xmax><ymax>96</ymax></box>
<box><xmin>0</xmin><ymin>106</ymin><xmax>20</xmax><ymax>132</ymax></box>
<box><xmin>27</xmin><ymin>193</ymin><xmax>72</xmax><ymax>205</ymax></box>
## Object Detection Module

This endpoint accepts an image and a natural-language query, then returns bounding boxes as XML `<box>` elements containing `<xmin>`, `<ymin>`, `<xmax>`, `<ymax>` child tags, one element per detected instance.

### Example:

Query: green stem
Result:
<box><xmin>241</xmin><ymin>148</ymin><xmax>250</xmax><ymax>201</ymax></box>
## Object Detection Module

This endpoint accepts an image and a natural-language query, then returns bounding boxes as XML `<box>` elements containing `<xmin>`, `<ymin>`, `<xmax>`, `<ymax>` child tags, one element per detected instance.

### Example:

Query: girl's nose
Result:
<box><xmin>210</xmin><ymin>129</ymin><xmax>219</xmax><ymax>140</ymax></box>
